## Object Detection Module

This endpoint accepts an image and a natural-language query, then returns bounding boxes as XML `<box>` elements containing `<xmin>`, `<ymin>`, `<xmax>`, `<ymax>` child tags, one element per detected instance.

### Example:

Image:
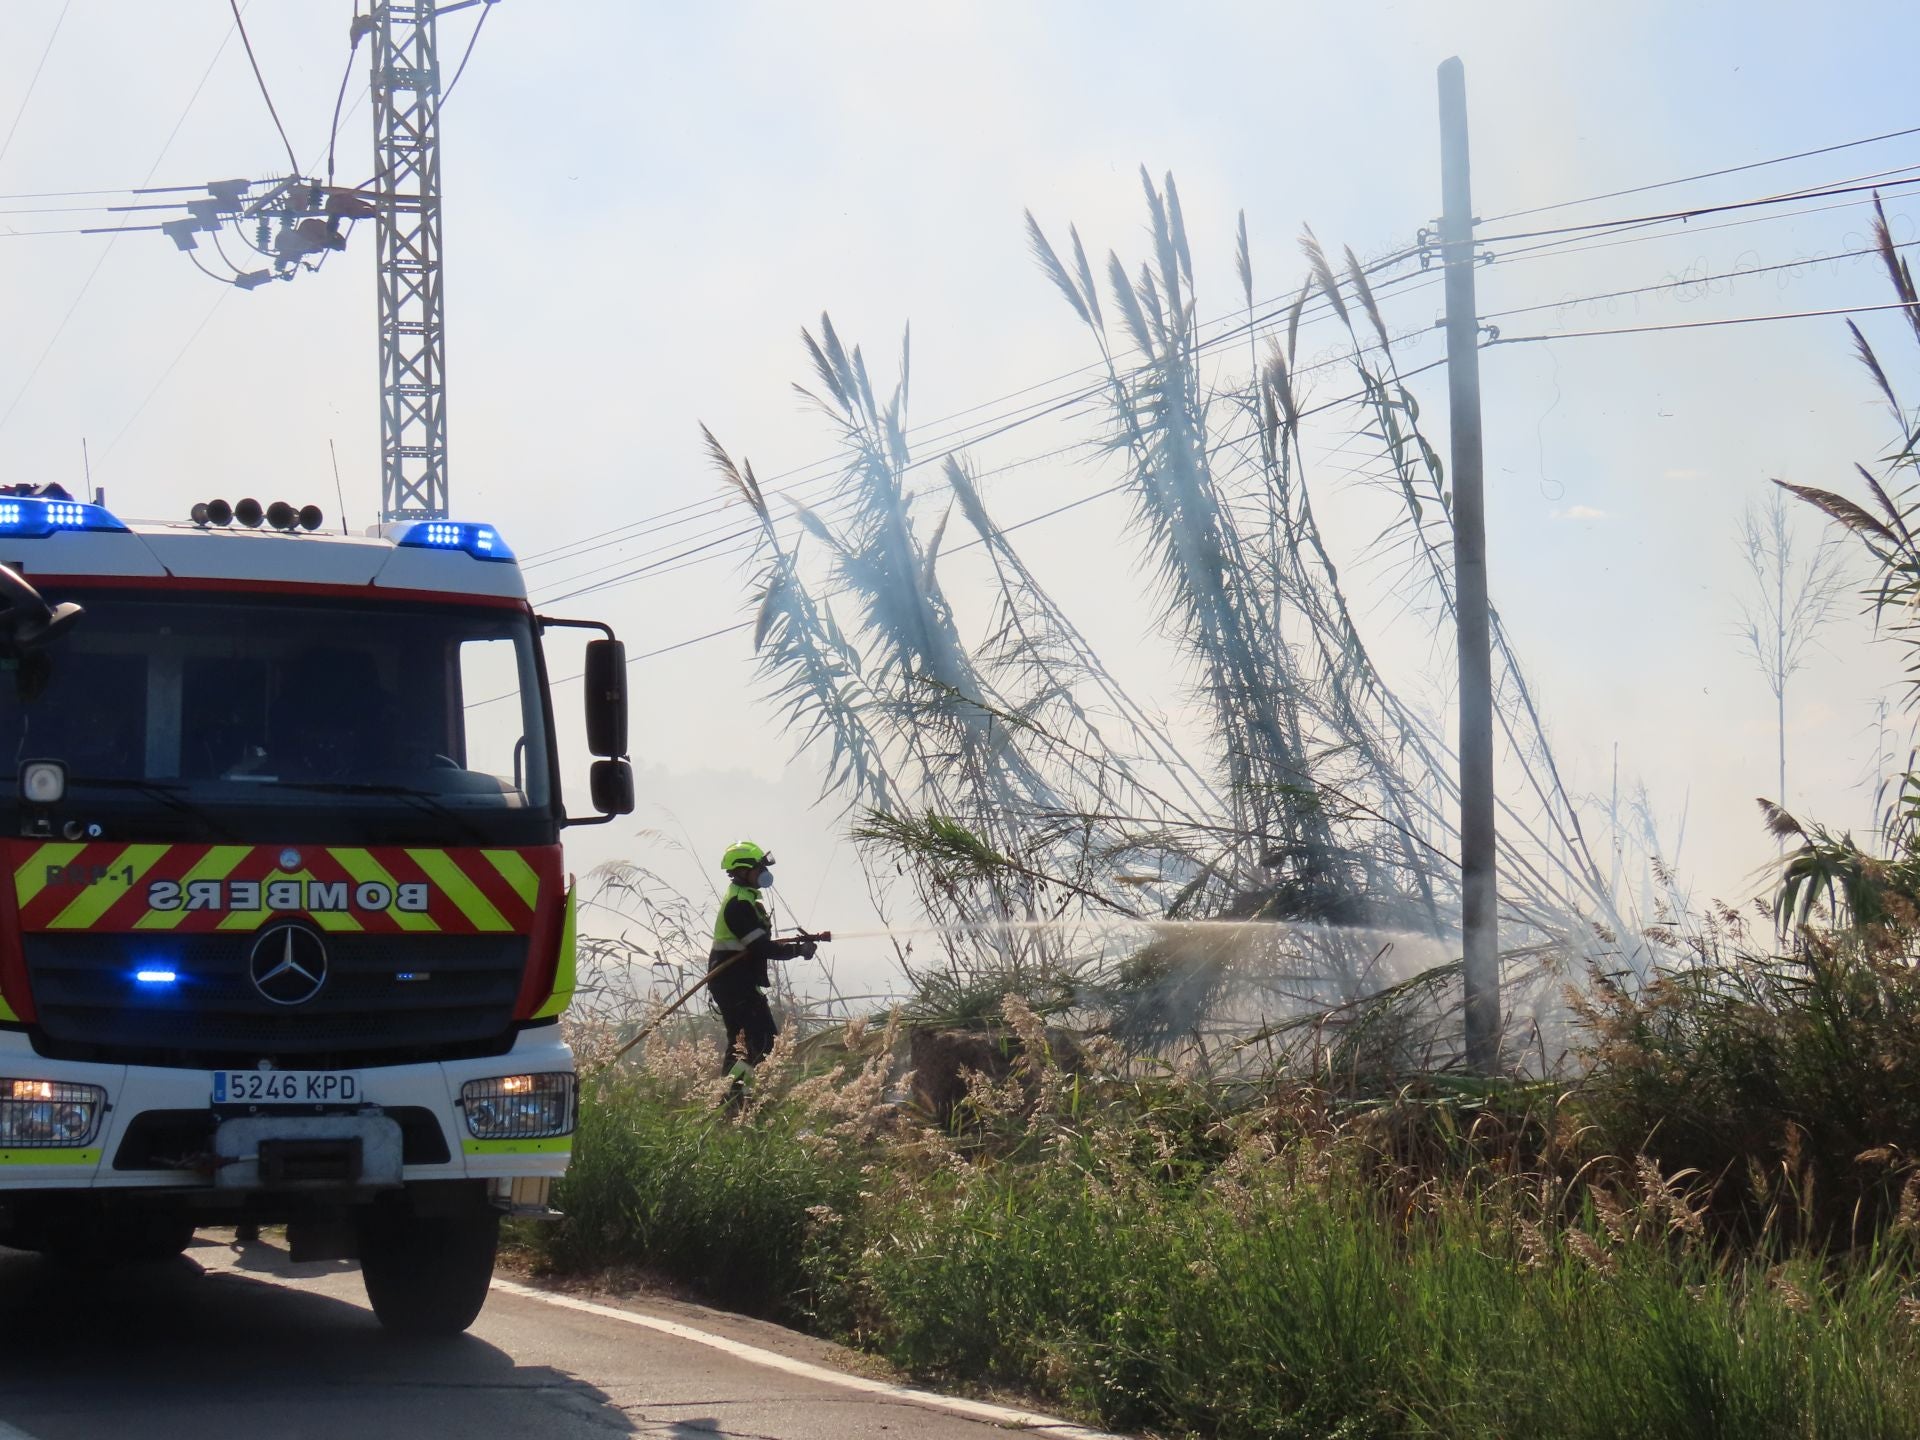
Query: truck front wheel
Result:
<box><xmin>358</xmin><ymin>1207</ymin><xmax>499</xmax><ymax>1335</ymax></box>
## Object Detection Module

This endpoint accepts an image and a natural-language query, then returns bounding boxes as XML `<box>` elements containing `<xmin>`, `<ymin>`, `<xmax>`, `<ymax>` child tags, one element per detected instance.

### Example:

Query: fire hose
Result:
<box><xmin>601</xmin><ymin>931</ymin><xmax>832</xmax><ymax>1067</ymax></box>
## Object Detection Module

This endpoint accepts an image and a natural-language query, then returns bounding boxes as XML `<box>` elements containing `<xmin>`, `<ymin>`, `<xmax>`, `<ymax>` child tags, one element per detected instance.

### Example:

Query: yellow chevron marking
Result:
<box><xmin>48</xmin><ymin>844</ymin><xmax>173</xmax><ymax>930</ymax></box>
<box><xmin>482</xmin><ymin>849</ymin><xmax>540</xmax><ymax>911</ymax></box>
<box><xmin>407</xmin><ymin>849</ymin><xmax>508</xmax><ymax>932</ymax></box>
<box><xmin>14</xmin><ymin>843</ymin><xmax>86</xmax><ymax>908</ymax></box>
<box><xmin>533</xmin><ymin>885</ymin><xmax>578</xmax><ymax>1021</ymax></box>
<box><xmin>133</xmin><ymin>846</ymin><xmax>251</xmax><ymax>930</ymax></box>
<box><xmin>330</xmin><ymin>848</ymin><xmax>437</xmax><ymax>932</ymax></box>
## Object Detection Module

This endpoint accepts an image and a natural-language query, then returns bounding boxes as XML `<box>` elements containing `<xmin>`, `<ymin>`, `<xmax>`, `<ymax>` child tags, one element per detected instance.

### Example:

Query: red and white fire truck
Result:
<box><xmin>0</xmin><ymin>487</ymin><xmax>630</xmax><ymax>1333</ymax></box>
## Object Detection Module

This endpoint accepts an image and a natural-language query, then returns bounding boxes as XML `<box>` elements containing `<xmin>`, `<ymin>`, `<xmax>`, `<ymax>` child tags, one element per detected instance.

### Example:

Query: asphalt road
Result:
<box><xmin>0</xmin><ymin>1234</ymin><xmax>1115</xmax><ymax>1439</ymax></box>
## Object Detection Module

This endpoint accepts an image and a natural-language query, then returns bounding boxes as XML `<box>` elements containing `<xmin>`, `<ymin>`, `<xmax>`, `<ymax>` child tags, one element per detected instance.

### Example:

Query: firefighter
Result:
<box><xmin>708</xmin><ymin>840</ymin><xmax>815</xmax><ymax>1082</ymax></box>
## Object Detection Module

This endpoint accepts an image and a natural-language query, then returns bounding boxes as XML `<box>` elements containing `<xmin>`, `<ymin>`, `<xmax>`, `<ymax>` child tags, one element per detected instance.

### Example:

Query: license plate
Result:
<box><xmin>212</xmin><ymin>1070</ymin><xmax>360</xmax><ymax>1105</ymax></box>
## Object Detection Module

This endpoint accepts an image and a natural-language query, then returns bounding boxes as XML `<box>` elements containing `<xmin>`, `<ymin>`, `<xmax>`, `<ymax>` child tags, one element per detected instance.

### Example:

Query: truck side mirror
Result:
<box><xmin>0</xmin><ymin>564</ymin><xmax>81</xmax><ymax>657</ymax></box>
<box><xmin>582</xmin><ymin>639</ymin><xmax>627</xmax><ymax>758</ymax></box>
<box><xmin>589</xmin><ymin>759</ymin><xmax>634</xmax><ymax>816</ymax></box>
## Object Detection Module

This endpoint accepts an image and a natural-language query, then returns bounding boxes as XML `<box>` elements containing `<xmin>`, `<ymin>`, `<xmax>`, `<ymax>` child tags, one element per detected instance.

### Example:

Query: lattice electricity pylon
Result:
<box><xmin>371</xmin><ymin>2</ymin><xmax>450</xmax><ymax>522</ymax></box>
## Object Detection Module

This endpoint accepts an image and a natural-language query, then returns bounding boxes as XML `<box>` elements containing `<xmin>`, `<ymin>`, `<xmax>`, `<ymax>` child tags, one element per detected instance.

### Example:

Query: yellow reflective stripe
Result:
<box><xmin>48</xmin><ymin>843</ymin><xmax>173</xmax><ymax>930</ymax></box>
<box><xmin>482</xmin><ymin>849</ymin><xmax>539</xmax><ymax>911</ymax></box>
<box><xmin>407</xmin><ymin>849</ymin><xmax>508</xmax><ymax>932</ymax></box>
<box><xmin>308</xmin><ymin>902</ymin><xmax>367</xmax><ymax>934</ymax></box>
<box><xmin>330</xmin><ymin>848</ymin><xmax>436</xmax><ymax>932</ymax></box>
<box><xmin>14</xmin><ymin>843</ymin><xmax>86</xmax><ymax>908</ymax></box>
<box><xmin>210</xmin><ymin>869</ymin><xmax>367</xmax><ymax>933</ymax></box>
<box><xmin>0</xmin><ymin>992</ymin><xmax>17</xmax><ymax>1023</ymax></box>
<box><xmin>533</xmin><ymin>884</ymin><xmax>577</xmax><ymax>1020</ymax></box>
<box><xmin>462</xmin><ymin>1137</ymin><xmax>570</xmax><ymax>1155</ymax></box>
<box><xmin>133</xmin><ymin>845</ymin><xmax>251</xmax><ymax>930</ymax></box>
<box><xmin>0</xmin><ymin>1148</ymin><xmax>99</xmax><ymax>1166</ymax></box>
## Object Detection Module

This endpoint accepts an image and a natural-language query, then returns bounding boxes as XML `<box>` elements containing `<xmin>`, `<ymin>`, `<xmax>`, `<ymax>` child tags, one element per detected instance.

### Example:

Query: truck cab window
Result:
<box><xmin>455</xmin><ymin>636</ymin><xmax>530</xmax><ymax>795</ymax></box>
<box><xmin>0</xmin><ymin>589</ymin><xmax>556</xmax><ymax>845</ymax></box>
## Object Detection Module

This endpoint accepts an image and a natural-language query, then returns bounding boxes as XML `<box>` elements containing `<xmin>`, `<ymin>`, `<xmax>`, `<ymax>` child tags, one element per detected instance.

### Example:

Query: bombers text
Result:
<box><xmin>145</xmin><ymin>878</ymin><xmax>432</xmax><ymax>913</ymax></box>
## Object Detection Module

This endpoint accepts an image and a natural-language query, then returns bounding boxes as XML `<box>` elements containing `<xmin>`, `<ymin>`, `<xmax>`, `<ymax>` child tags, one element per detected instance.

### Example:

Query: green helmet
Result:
<box><xmin>721</xmin><ymin>840</ymin><xmax>771</xmax><ymax>873</ymax></box>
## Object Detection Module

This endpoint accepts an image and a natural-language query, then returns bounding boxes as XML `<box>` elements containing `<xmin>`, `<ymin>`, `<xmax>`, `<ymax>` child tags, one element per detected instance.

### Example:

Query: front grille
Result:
<box><xmin>113</xmin><ymin>1106</ymin><xmax>451</xmax><ymax>1170</ymax></box>
<box><xmin>25</xmin><ymin>932</ymin><xmax>527</xmax><ymax>1069</ymax></box>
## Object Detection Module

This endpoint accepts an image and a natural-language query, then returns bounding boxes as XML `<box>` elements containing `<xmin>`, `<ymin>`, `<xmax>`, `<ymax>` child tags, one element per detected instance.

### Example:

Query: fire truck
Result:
<box><xmin>0</xmin><ymin>487</ymin><xmax>631</xmax><ymax>1334</ymax></box>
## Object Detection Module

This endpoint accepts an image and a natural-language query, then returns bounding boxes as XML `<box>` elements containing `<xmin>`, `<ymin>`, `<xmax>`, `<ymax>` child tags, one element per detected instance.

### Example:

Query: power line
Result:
<box><xmin>518</xmin><ymin>162</ymin><xmax>1920</xmax><ymax>603</ymax></box>
<box><xmin>0</xmin><ymin>0</ymin><xmax>73</xmax><ymax>172</ymax></box>
<box><xmin>1488</xmin><ymin>177</ymin><xmax>1920</xmax><ymax>270</ymax></box>
<box><xmin>1483</xmin><ymin>122</ymin><xmax>1920</xmax><ymax>225</ymax></box>
<box><xmin>1477</xmin><ymin>237</ymin><xmax>1920</xmax><ymax>326</ymax></box>
<box><xmin>1490</xmin><ymin>298</ymin><xmax>1919</xmax><ymax>346</ymax></box>
<box><xmin>517</xmin><ymin>159</ymin><xmax>1920</xmax><ymax>580</ymax></box>
<box><xmin>1473</xmin><ymin>164</ymin><xmax>1920</xmax><ymax>247</ymax></box>
<box><xmin>520</xmin><ymin>254</ymin><xmax>1440</xmax><ymax>578</ymax></box>
<box><xmin>324</xmin><ymin>12</ymin><xmax>364</xmax><ymax>186</ymax></box>
<box><xmin>0</xmin><ymin>185</ymin><xmax>146</xmax><ymax>202</ymax></box>
<box><xmin>536</xmin><ymin>331</ymin><xmax>1451</xmax><ymax>615</ymax></box>
<box><xmin>97</xmin><ymin>290</ymin><xmax>231</xmax><ymax>460</ymax></box>
<box><xmin>228</xmin><ymin>0</ymin><xmax>300</xmax><ymax>175</ymax></box>
<box><xmin>499</xmin><ymin>350</ymin><xmax>1458</xmax><ymax>705</ymax></box>
<box><xmin>441</xmin><ymin>2</ymin><xmax>495</xmax><ymax>105</ymax></box>
<box><xmin>531</xmin><ymin>433</ymin><xmax>1106</xmax><ymax>606</ymax></box>
<box><xmin>0</xmin><ymin>12</ymin><xmax>244</xmax><ymax>430</ymax></box>
<box><xmin>511</xmin><ymin>240</ymin><xmax>1430</xmax><ymax>568</ymax></box>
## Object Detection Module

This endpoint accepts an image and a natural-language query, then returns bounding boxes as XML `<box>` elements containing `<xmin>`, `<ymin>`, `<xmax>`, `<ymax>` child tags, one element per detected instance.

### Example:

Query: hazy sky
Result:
<box><xmin>2</xmin><ymin>1</ymin><xmax>1915</xmax><ymax>989</ymax></box>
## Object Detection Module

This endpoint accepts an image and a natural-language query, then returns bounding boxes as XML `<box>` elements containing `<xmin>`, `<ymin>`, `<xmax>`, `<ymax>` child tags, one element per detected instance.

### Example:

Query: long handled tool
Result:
<box><xmin>602</xmin><ymin>931</ymin><xmax>831</xmax><ymax>1067</ymax></box>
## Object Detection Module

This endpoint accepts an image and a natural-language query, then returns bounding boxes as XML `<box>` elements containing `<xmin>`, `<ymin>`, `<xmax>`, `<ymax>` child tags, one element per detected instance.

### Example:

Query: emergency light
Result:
<box><xmin>0</xmin><ymin>497</ymin><xmax>129</xmax><ymax>537</ymax></box>
<box><xmin>395</xmin><ymin>520</ymin><xmax>515</xmax><ymax>562</ymax></box>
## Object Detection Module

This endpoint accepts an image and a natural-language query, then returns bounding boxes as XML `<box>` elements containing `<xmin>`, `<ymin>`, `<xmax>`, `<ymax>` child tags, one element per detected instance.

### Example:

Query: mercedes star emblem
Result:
<box><xmin>249</xmin><ymin>924</ymin><xmax>329</xmax><ymax>1006</ymax></box>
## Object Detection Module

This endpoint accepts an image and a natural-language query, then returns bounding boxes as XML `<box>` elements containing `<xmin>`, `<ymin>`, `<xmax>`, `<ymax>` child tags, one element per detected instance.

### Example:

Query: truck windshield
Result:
<box><xmin>0</xmin><ymin>587</ymin><xmax>556</xmax><ymax>846</ymax></box>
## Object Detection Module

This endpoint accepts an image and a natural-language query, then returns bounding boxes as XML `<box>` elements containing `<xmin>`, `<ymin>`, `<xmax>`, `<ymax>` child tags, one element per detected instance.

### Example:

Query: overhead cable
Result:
<box><xmin>1474</xmin><ymin>164</ymin><xmax>1920</xmax><ymax>246</ymax></box>
<box><xmin>1483</xmin><ymin>122</ymin><xmax>1920</xmax><ymax>225</ymax></box>
<box><xmin>0</xmin><ymin>12</ymin><xmax>245</xmax><ymax>430</ymax></box>
<box><xmin>228</xmin><ymin>0</ymin><xmax>300</xmax><ymax>174</ymax></box>
<box><xmin>0</xmin><ymin>0</ymin><xmax>74</xmax><ymax>172</ymax></box>
<box><xmin>1489</xmin><ymin>298</ymin><xmax>1920</xmax><ymax>346</ymax></box>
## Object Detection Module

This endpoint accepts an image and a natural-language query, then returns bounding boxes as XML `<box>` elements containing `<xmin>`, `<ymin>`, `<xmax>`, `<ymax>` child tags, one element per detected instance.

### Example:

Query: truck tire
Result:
<box><xmin>359</xmin><ymin>1209</ymin><xmax>499</xmax><ymax>1335</ymax></box>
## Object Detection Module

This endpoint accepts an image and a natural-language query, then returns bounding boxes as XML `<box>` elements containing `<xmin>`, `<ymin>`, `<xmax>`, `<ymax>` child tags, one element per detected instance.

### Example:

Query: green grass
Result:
<box><xmin>531</xmin><ymin>1068</ymin><xmax>860</xmax><ymax>1317</ymax></box>
<box><xmin>529</xmin><ymin>1042</ymin><xmax>1920</xmax><ymax>1440</ymax></box>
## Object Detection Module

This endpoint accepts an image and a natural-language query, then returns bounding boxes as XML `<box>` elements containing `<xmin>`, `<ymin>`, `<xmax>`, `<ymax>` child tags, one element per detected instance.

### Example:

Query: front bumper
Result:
<box><xmin>0</xmin><ymin>1026</ymin><xmax>573</xmax><ymax>1192</ymax></box>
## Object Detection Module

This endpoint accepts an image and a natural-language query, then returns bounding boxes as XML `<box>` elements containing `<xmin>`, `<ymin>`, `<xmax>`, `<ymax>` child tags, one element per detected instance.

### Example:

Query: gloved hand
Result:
<box><xmin>800</xmin><ymin>938</ymin><xmax>818</xmax><ymax>960</ymax></box>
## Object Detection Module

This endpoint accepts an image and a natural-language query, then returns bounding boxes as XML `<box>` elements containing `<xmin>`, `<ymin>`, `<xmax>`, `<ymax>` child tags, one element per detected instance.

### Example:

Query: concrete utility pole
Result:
<box><xmin>372</xmin><ymin>2</ymin><xmax>451</xmax><ymax>522</ymax></box>
<box><xmin>1437</xmin><ymin>56</ymin><xmax>1500</xmax><ymax>1072</ymax></box>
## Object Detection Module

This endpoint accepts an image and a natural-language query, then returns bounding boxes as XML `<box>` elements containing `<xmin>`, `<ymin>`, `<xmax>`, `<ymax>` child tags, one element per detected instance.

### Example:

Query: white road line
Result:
<box><xmin>490</xmin><ymin>1278</ymin><xmax>1126</xmax><ymax>1439</ymax></box>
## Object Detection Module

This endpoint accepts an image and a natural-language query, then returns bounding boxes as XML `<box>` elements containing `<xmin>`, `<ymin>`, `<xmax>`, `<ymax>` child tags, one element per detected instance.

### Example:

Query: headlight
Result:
<box><xmin>460</xmin><ymin>1073</ymin><xmax>575</xmax><ymax>1140</ymax></box>
<box><xmin>0</xmin><ymin>1078</ymin><xmax>105</xmax><ymax>1147</ymax></box>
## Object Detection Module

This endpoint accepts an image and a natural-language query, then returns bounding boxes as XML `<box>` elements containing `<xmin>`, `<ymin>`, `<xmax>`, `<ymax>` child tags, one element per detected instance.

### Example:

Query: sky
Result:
<box><xmin>2</xmin><ymin>1</ymin><xmax>1917</xmax><ymax>995</ymax></box>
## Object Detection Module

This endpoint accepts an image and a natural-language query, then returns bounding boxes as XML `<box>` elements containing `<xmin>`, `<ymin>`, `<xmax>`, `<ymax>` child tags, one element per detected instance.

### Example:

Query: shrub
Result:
<box><xmin>1579</xmin><ymin>935</ymin><xmax>1920</xmax><ymax>1244</ymax></box>
<box><xmin>531</xmin><ymin>1001</ymin><xmax>1920</xmax><ymax>1437</ymax></box>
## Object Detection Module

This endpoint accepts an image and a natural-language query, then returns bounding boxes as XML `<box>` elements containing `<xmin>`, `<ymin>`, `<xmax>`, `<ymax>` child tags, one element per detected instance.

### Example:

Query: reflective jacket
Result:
<box><xmin>709</xmin><ymin>882</ymin><xmax>775</xmax><ymax>988</ymax></box>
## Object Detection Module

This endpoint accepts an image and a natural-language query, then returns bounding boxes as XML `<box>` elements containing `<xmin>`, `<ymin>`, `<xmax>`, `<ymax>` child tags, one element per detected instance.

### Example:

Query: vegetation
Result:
<box><xmin>697</xmin><ymin>170</ymin><xmax>1632</xmax><ymax>1059</ymax></box>
<box><xmin>531</xmin><ymin>992</ymin><xmax>1920</xmax><ymax>1439</ymax></box>
<box><xmin>530</xmin><ymin>189</ymin><xmax>1920</xmax><ymax>1436</ymax></box>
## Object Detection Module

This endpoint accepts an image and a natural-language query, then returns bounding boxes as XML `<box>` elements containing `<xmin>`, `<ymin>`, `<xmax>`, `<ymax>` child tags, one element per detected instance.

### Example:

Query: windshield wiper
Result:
<box><xmin>270</xmin><ymin>781</ymin><xmax>500</xmax><ymax>845</ymax></box>
<box><xmin>59</xmin><ymin>778</ymin><xmax>241</xmax><ymax>840</ymax></box>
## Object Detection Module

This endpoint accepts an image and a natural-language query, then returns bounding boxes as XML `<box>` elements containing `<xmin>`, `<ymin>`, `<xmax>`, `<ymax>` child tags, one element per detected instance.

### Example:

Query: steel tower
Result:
<box><xmin>371</xmin><ymin>3</ymin><xmax>449</xmax><ymax>522</ymax></box>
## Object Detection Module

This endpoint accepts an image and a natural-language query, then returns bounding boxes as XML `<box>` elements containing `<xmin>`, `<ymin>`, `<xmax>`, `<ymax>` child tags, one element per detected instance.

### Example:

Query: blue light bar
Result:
<box><xmin>0</xmin><ymin>497</ymin><xmax>129</xmax><ymax>537</ymax></box>
<box><xmin>395</xmin><ymin>519</ymin><xmax>515</xmax><ymax>562</ymax></box>
<box><xmin>134</xmin><ymin>969</ymin><xmax>178</xmax><ymax>985</ymax></box>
